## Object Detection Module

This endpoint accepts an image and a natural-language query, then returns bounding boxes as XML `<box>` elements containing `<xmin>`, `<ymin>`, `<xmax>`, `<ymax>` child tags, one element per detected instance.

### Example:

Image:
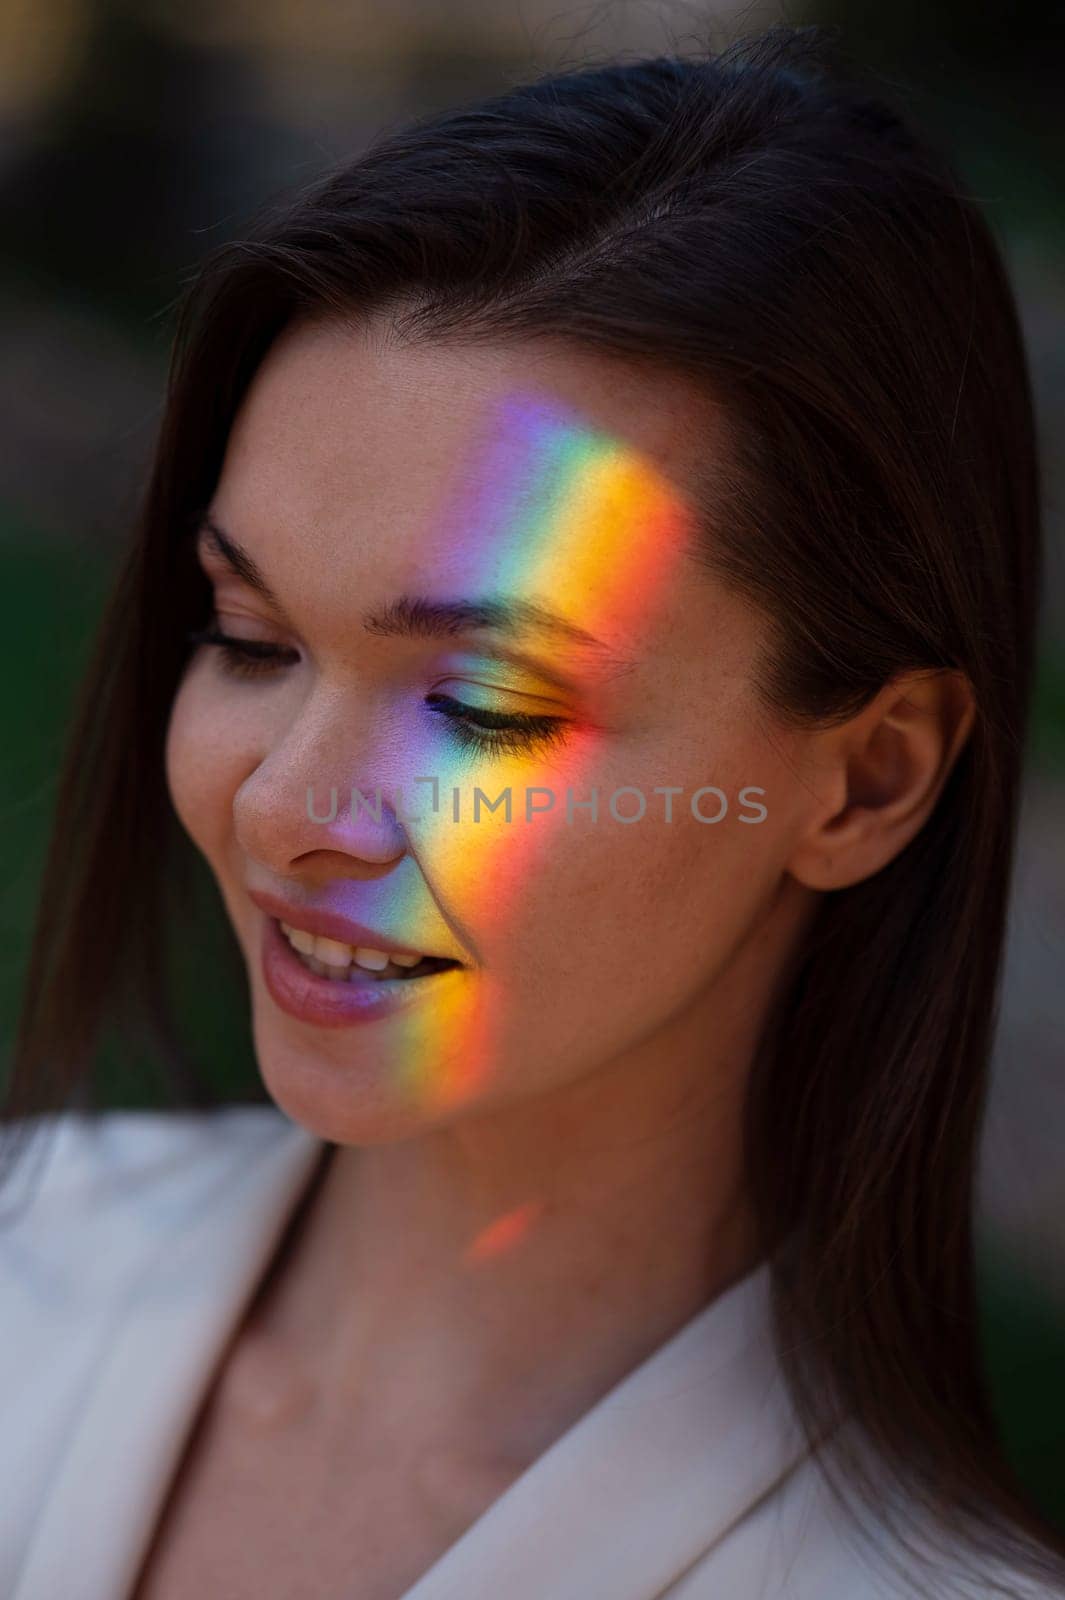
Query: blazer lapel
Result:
<box><xmin>13</xmin><ymin>1109</ymin><xmax>812</xmax><ymax>1600</ymax></box>
<box><xmin>11</xmin><ymin>1111</ymin><xmax>325</xmax><ymax>1600</ymax></box>
<box><xmin>402</xmin><ymin>1256</ymin><xmax>813</xmax><ymax>1600</ymax></box>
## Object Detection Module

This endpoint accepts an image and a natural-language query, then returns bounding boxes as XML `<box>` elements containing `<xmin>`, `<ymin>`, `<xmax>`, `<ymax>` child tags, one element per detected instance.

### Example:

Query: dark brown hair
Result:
<box><xmin>4</xmin><ymin>23</ymin><xmax>1063</xmax><ymax>1597</ymax></box>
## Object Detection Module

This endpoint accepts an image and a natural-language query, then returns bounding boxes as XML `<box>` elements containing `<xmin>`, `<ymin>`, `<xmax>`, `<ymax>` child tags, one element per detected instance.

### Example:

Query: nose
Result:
<box><xmin>232</xmin><ymin>699</ymin><xmax>409</xmax><ymax>880</ymax></box>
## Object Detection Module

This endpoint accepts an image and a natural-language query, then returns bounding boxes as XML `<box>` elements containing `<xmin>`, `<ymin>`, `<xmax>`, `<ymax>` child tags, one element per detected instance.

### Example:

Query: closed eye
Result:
<box><xmin>186</xmin><ymin>626</ymin><xmax>299</xmax><ymax>678</ymax></box>
<box><xmin>425</xmin><ymin>693</ymin><xmax>569</xmax><ymax>758</ymax></box>
<box><xmin>186</xmin><ymin>628</ymin><xmax>570</xmax><ymax>759</ymax></box>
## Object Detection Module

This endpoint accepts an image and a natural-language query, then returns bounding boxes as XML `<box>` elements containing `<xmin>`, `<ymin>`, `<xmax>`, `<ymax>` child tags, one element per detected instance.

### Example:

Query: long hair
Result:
<box><xmin>4</xmin><ymin>24</ymin><xmax>1063</xmax><ymax>1596</ymax></box>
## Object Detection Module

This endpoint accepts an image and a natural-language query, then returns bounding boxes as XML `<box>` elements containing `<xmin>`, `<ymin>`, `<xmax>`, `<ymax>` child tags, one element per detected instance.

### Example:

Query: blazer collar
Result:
<box><xmin>13</xmin><ymin>1111</ymin><xmax>812</xmax><ymax>1600</ymax></box>
<box><xmin>400</xmin><ymin>1248</ymin><xmax>811</xmax><ymax>1600</ymax></box>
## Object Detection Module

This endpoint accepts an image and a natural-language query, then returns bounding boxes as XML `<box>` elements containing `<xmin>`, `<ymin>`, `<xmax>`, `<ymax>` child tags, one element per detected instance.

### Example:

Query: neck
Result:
<box><xmin>252</xmin><ymin>1006</ymin><xmax>761</xmax><ymax>1478</ymax></box>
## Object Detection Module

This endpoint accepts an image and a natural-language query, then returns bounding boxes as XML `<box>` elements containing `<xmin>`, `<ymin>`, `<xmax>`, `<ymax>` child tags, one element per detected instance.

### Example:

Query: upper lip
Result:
<box><xmin>248</xmin><ymin>888</ymin><xmax>458</xmax><ymax>963</ymax></box>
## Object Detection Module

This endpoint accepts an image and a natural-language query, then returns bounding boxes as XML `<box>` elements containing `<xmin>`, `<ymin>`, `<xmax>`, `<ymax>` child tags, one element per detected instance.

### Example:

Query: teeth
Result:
<box><xmin>313</xmin><ymin>935</ymin><xmax>354</xmax><ymax>968</ymax></box>
<box><xmin>353</xmin><ymin>947</ymin><xmax>390</xmax><ymax>972</ymax></box>
<box><xmin>279</xmin><ymin>921</ymin><xmax>427</xmax><ymax>976</ymax></box>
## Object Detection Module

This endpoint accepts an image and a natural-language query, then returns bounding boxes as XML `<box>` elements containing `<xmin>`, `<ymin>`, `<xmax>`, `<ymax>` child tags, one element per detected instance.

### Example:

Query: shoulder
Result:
<box><xmin>0</xmin><ymin>1100</ymin><xmax>309</xmax><ymax>1400</ymax></box>
<box><xmin>0</xmin><ymin>1101</ymin><xmax>289</xmax><ymax>1214</ymax></box>
<box><xmin>0</xmin><ymin>1103</ymin><xmax>305</xmax><ymax>1590</ymax></box>
<box><xmin>0</xmin><ymin>1102</ymin><xmax>296</xmax><ymax>1287</ymax></box>
<box><xmin>665</xmin><ymin>1443</ymin><xmax>1065</xmax><ymax>1600</ymax></box>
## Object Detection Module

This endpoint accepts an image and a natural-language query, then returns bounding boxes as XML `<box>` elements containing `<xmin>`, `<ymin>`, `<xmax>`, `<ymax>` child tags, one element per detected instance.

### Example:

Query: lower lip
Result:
<box><xmin>259</xmin><ymin>914</ymin><xmax>459</xmax><ymax>1029</ymax></box>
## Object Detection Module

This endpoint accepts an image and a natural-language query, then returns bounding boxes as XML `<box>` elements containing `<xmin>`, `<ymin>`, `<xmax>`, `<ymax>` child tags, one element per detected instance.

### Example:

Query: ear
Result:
<box><xmin>786</xmin><ymin>668</ymin><xmax>976</xmax><ymax>892</ymax></box>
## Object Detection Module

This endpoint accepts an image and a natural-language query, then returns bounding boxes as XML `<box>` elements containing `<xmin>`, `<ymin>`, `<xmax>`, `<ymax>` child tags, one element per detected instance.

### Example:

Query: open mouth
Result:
<box><xmin>277</xmin><ymin>920</ymin><xmax>460</xmax><ymax>983</ymax></box>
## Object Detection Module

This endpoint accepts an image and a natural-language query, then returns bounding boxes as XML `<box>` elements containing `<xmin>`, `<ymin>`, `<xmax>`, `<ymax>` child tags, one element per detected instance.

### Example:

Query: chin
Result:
<box><xmin>250</xmin><ymin>1019</ymin><xmax>492</xmax><ymax>1148</ymax></box>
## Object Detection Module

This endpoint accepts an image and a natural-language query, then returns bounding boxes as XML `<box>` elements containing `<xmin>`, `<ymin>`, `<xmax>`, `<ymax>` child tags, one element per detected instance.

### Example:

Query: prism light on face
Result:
<box><xmin>166</xmin><ymin>317</ymin><xmax>816</xmax><ymax>1149</ymax></box>
<box><xmin>374</xmin><ymin>389</ymin><xmax>695</xmax><ymax>1112</ymax></box>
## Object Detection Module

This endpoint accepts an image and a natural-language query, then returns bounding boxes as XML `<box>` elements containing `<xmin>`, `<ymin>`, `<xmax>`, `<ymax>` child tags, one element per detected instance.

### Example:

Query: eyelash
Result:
<box><xmin>184</xmin><ymin>628</ymin><xmax>569</xmax><ymax>758</ymax></box>
<box><xmin>423</xmin><ymin>694</ymin><xmax>567</xmax><ymax>758</ymax></box>
<box><xmin>185</xmin><ymin>628</ymin><xmax>299</xmax><ymax>677</ymax></box>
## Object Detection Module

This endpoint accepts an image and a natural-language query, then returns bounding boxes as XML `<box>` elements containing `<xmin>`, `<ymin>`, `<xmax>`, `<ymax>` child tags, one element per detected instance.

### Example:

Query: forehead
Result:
<box><xmin>211</xmin><ymin>316</ymin><xmax>724</xmax><ymax>651</ymax></box>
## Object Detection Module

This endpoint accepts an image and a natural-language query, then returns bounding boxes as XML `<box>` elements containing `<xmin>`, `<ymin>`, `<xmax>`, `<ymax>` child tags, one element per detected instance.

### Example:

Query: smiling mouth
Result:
<box><xmin>277</xmin><ymin>920</ymin><xmax>460</xmax><ymax>983</ymax></box>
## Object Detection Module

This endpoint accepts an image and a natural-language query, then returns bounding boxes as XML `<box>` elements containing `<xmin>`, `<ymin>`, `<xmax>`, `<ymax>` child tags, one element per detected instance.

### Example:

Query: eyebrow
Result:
<box><xmin>197</xmin><ymin>516</ymin><xmax>287</xmax><ymax>612</ymax></box>
<box><xmin>362</xmin><ymin>595</ymin><xmax>613</xmax><ymax>657</ymax></box>
<box><xmin>195</xmin><ymin>514</ymin><xmax>633</xmax><ymax>670</ymax></box>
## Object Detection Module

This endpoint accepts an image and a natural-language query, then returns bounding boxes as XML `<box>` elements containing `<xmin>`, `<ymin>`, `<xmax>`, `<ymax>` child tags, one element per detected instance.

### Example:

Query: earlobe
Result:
<box><xmin>785</xmin><ymin>668</ymin><xmax>976</xmax><ymax>892</ymax></box>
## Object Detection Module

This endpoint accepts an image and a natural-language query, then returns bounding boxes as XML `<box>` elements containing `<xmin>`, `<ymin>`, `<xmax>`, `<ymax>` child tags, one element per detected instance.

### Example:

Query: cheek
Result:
<box><xmin>426</xmin><ymin>786</ymin><xmax>785</xmax><ymax>1007</ymax></box>
<box><xmin>403</xmin><ymin>800</ymin><xmax>787</xmax><ymax>1108</ymax></box>
<box><xmin>164</xmin><ymin>668</ymin><xmax>251</xmax><ymax>865</ymax></box>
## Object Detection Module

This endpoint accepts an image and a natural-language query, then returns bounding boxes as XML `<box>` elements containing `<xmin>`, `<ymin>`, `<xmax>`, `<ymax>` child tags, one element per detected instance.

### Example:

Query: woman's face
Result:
<box><xmin>166</xmin><ymin>315</ymin><xmax>823</xmax><ymax>1144</ymax></box>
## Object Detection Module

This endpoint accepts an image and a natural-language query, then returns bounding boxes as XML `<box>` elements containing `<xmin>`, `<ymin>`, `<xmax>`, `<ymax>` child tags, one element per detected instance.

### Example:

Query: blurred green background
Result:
<box><xmin>0</xmin><ymin>0</ymin><xmax>1062</xmax><ymax>1531</ymax></box>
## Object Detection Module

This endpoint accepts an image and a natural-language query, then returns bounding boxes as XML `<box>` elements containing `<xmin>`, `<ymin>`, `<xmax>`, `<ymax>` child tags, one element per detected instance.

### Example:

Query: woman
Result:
<box><xmin>2</xmin><ymin>23</ymin><xmax>1063</xmax><ymax>1600</ymax></box>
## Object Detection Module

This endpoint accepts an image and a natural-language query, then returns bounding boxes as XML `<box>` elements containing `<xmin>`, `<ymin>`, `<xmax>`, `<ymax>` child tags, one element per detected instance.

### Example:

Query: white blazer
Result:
<box><xmin>0</xmin><ymin>1104</ymin><xmax>1060</xmax><ymax>1600</ymax></box>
